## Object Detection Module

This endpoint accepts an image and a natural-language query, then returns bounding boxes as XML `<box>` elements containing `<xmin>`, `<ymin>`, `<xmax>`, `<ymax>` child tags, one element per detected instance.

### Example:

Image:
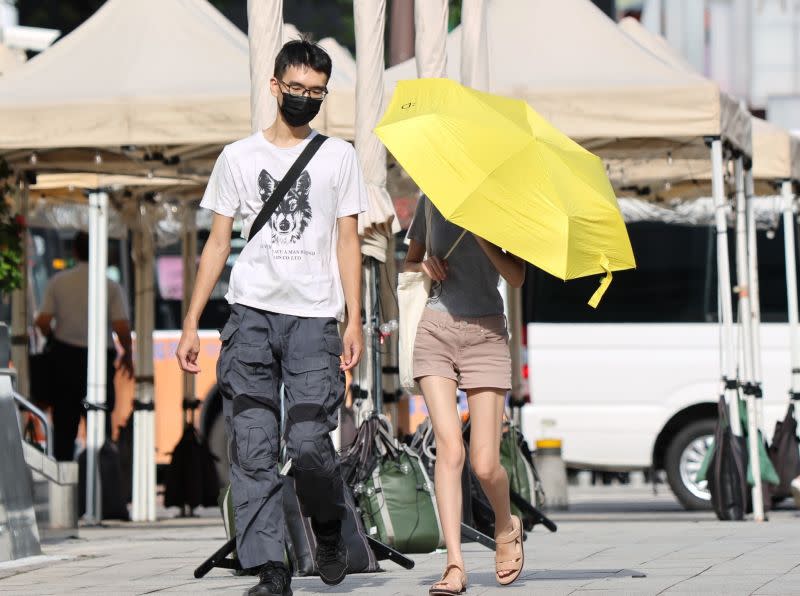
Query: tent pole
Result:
<box><xmin>145</xmin><ymin>217</ymin><xmax>156</xmax><ymax>523</ymax></box>
<box><xmin>131</xmin><ymin>228</ymin><xmax>142</xmax><ymax>523</ymax></box>
<box><xmin>85</xmin><ymin>190</ymin><xmax>109</xmax><ymax>523</ymax></box>
<box><xmin>360</xmin><ymin>259</ymin><xmax>375</xmax><ymax>417</ymax></box>
<box><xmin>734</xmin><ymin>157</ymin><xmax>764</xmax><ymax>521</ymax></box>
<box><xmin>781</xmin><ymin>180</ymin><xmax>800</xmax><ymax>403</ymax></box>
<box><xmin>745</xmin><ymin>169</ymin><xmax>765</xmax><ymax>430</ymax></box>
<box><xmin>182</xmin><ymin>208</ymin><xmax>197</xmax><ymax>411</ymax></box>
<box><xmin>711</xmin><ymin>140</ymin><xmax>742</xmax><ymax>436</ymax></box>
<box><xmin>371</xmin><ymin>257</ymin><xmax>383</xmax><ymax>416</ymax></box>
<box><xmin>10</xmin><ymin>178</ymin><xmax>30</xmax><ymax>395</ymax></box>
<box><xmin>507</xmin><ymin>285</ymin><xmax>524</xmax><ymax>425</ymax></box>
<box><xmin>131</xmin><ymin>214</ymin><xmax>156</xmax><ymax>522</ymax></box>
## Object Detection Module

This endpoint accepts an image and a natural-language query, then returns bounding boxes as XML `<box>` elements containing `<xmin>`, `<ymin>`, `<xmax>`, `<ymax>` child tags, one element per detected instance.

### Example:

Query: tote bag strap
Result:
<box><xmin>423</xmin><ymin>196</ymin><xmax>467</xmax><ymax>260</ymax></box>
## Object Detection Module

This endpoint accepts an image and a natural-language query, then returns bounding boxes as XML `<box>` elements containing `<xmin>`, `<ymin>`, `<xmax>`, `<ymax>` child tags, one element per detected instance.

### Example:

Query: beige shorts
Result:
<box><xmin>413</xmin><ymin>307</ymin><xmax>512</xmax><ymax>391</ymax></box>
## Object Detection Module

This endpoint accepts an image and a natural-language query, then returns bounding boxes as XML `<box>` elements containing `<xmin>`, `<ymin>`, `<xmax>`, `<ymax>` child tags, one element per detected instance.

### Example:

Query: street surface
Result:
<box><xmin>1</xmin><ymin>486</ymin><xmax>799</xmax><ymax>595</ymax></box>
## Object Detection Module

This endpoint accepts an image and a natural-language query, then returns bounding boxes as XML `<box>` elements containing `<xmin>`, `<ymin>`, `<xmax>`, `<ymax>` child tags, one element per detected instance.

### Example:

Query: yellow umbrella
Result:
<box><xmin>375</xmin><ymin>78</ymin><xmax>635</xmax><ymax>307</ymax></box>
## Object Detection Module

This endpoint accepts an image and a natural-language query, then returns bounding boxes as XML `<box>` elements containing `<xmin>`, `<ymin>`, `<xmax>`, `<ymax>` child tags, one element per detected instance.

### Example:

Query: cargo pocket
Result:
<box><xmin>219</xmin><ymin>319</ymin><xmax>239</xmax><ymax>345</ymax></box>
<box><xmin>323</xmin><ymin>335</ymin><xmax>346</xmax><ymax>418</ymax></box>
<box><xmin>216</xmin><ymin>322</ymin><xmax>240</xmax><ymax>399</ymax></box>
<box><xmin>233</xmin><ymin>417</ymin><xmax>275</xmax><ymax>474</ymax></box>
<box><xmin>284</xmin><ymin>355</ymin><xmax>331</xmax><ymax>423</ymax></box>
<box><xmin>227</xmin><ymin>344</ymin><xmax>275</xmax><ymax>402</ymax></box>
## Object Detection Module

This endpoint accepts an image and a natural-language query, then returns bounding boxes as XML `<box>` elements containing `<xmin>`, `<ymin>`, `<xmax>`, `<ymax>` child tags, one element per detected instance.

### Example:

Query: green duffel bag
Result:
<box><xmin>355</xmin><ymin>439</ymin><xmax>444</xmax><ymax>554</ymax></box>
<box><xmin>500</xmin><ymin>422</ymin><xmax>545</xmax><ymax>522</ymax></box>
<box><xmin>218</xmin><ymin>485</ymin><xmax>257</xmax><ymax>575</ymax></box>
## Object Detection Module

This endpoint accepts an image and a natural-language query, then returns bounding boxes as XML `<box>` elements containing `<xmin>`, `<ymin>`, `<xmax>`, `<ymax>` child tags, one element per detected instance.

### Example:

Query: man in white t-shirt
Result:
<box><xmin>177</xmin><ymin>39</ymin><xmax>365</xmax><ymax>596</ymax></box>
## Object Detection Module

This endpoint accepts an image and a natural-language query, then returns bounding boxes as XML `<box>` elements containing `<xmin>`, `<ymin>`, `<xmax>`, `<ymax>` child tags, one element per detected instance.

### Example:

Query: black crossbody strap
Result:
<box><xmin>247</xmin><ymin>133</ymin><xmax>328</xmax><ymax>243</ymax></box>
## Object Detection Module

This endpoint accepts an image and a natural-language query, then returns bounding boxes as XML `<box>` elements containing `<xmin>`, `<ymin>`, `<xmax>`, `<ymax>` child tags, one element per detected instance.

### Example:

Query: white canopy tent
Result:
<box><xmin>615</xmin><ymin>17</ymin><xmax>800</xmax><ymax>195</ymax></box>
<box><xmin>374</xmin><ymin>0</ymin><xmax>752</xmax><ymax>162</ymax></box>
<box><xmin>618</xmin><ymin>15</ymin><xmax>800</xmax><ymax>520</ymax></box>
<box><xmin>0</xmin><ymin>0</ymin><xmax>355</xmax><ymax>153</ymax></box>
<box><xmin>0</xmin><ymin>43</ymin><xmax>24</xmax><ymax>76</ymax></box>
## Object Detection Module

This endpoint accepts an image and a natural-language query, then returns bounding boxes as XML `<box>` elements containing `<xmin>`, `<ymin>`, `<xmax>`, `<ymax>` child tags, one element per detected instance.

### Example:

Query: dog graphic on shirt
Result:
<box><xmin>258</xmin><ymin>169</ymin><xmax>312</xmax><ymax>244</ymax></box>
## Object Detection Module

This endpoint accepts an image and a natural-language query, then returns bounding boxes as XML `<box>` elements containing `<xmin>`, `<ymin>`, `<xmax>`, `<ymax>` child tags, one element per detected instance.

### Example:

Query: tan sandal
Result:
<box><xmin>429</xmin><ymin>562</ymin><xmax>467</xmax><ymax>595</ymax></box>
<box><xmin>495</xmin><ymin>514</ymin><xmax>524</xmax><ymax>586</ymax></box>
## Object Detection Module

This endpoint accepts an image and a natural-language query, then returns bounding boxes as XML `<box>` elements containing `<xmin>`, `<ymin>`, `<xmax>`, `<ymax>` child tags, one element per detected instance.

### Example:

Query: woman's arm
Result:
<box><xmin>404</xmin><ymin>238</ymin><xmax>448</xmax><ymax>281</ymax></box>
<box><xmin>473</xmin><ymin>235</ymin><xmax>526</xmax><ymax>288</ymax></box>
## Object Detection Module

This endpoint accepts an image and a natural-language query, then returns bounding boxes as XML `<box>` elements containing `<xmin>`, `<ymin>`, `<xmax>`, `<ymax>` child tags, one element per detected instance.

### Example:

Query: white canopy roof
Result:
<box><xmin>0</xmin><ymin>0</ymin><xmax>356</xmax><ymax>151</ymax></box>
<box><xmin>616</xmin><ymin>17</ymin><xmax>798</xmax><ymax>191</ymax></box>
<box><xmin>0</xmin><ymin>43</ymin><xmax>25</xmax><ymax>77</ymax></box>
<box><xmin>376</xmin><ymin>0</ymin><xmax>750</xmax><ymax>160</ymax></box>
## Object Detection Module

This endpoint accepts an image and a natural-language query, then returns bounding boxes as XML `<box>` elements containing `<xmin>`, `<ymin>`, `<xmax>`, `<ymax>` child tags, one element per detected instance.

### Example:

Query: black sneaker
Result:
<box><xmin>247</xmin><ymin>561</ymin><xmax>292</xmax><ymax>596</ymax></box>
<box><xmin>313</xmin><ymin>520</ymin><xmax>348</xmax><ymax>586</ymax></box>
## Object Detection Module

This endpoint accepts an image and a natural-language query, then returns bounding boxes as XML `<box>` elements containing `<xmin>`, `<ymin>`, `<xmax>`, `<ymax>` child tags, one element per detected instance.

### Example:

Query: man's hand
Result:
<box><xmin>176</xmin><ymin>327</ymin><xmax>202</xmax><ymax>374</ymax></box>
<box><xmin>340</xmin><ymin>322</ymin><xmax>363</xmax><ymax>371</ymax></box>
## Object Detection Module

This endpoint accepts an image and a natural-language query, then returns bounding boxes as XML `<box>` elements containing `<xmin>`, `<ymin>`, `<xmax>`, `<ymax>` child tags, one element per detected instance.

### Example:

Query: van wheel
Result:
<box><xmin>665</xmin><ymin>419</ymin><xmax>715</xmax><ymax>511</ymax></box>
<box><xmin>207</xmin><ymin>413</ymin><xmax>230</xmax><ymax>487</ymax></box>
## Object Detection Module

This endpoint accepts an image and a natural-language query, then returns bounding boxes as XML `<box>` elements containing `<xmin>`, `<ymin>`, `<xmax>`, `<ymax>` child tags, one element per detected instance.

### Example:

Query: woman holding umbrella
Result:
<box><xmin>405</xmin><ymin>195</ymin><xmax>526</xmax><ymax>594</ymax></box>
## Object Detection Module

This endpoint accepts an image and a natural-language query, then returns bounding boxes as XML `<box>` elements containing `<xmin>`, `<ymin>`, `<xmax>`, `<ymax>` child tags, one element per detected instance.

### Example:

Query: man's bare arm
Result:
<box><xmin>336</xmin><ymin>215</ymin><xmax>363</xmax><ymax>371</ymax></box>
<box><xmin>34</xmin><ymin>313</ymin><xmax>53</xmax><ymax>337</ymax></box>
<box><xmin>176</xmin><ymin>214</ymin><xmax>233</xmax><ymax>373</ymax></box>
<box><xmin>112</xmin><ymin>319</ymin><xmax>134</xmax><ymax>378</ymax></box>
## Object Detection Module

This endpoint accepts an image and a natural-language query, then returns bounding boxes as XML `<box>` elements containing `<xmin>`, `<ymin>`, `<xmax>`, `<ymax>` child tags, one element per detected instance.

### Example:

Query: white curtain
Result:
<box><xmin>460</xmin><ymin>0</ymin><xmax>490</xmax><ymax>90</ymax></box>
<box><xmin>247</xmin><ymin>0</ymin><xmax>283</xmax><ymax>132</ymax></box>
<box><xmin>414</xmin><ymin>0</ymin><xmax>448</xmax><ymax>78</ymax></box>
<box><xmin>354</xmin><ymin>0</ymin><xmax>399</xmax><ymax>262</ymax></box>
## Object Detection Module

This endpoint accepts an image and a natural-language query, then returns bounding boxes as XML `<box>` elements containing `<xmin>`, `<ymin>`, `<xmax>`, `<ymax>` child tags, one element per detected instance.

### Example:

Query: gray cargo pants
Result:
<box><xmin>217</xmin><ymin>303</ymin><xmax>347</xmax><ymax>569</ymax></box>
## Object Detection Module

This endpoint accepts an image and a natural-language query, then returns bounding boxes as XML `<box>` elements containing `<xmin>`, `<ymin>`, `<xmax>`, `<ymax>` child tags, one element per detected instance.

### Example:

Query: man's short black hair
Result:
<box><xmin>274</xmin><ymin>38</ymin><xmax>332</xmax><ymax>81</ymax></box>
<box><xmin>74</xmin><ymin>231</ymin><xmax>90</xmax><ymax>262</ymax></box>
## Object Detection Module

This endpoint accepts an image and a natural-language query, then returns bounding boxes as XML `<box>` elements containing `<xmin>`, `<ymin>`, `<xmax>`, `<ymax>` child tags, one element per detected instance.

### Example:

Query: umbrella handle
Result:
<box><xmin>588</xmin><ymin>255</ymin><xmax>612</xmax><ymax>309</ymax></box>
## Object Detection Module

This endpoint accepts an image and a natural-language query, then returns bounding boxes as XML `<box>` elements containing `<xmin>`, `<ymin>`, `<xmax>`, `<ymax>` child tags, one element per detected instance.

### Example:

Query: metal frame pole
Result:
<box><xmin>734</xmin><ymin>157</ymin><xmax>764</xmax><ymax>521</ymax></box>
<box><xmin>711</xmin><ymin>140</ymin><xmax>742</xmax><ymax>436</ymax></box>
<box><xmin>10</xmin><ymin>178</ymin><xmax>30</xmax><ymax>396</ymax></box>
<box><xmin>85</xmin><ymin>190</ymin><xmax>109</xmax><ymax>523</ymax></box>
<box><xmin>372</xmin><ymin>257</ymin><xmax>383</xmax><ymax>415</ymax></box>
<box><xmin>10</xmin><ymin>176</ymin><xmax>30</xmax><ymax>397</ymax></box>
<box><xmin>131</xmin><ymin>214</ymin><xmax>156</xmax><ymax>522</ymax></box>
<box><xmin>745</xmin><ymin>170</ymin><xmax>766</xmax><ymax>431</ymax></box>
<box><xmin>182</xmin><ymin>207</ymin><xmax>197</xmax><ymax>410</ymax></box>
<box><xmin>781</xmin><ymin>180</ymin><xmax>800</xmax><ymax>402</ymax></box>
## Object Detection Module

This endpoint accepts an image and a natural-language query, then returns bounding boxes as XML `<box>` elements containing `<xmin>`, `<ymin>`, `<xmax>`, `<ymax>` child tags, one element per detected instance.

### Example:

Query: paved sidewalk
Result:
<box><xmin>1</xmin><ymin>487</ymin><xmax>799</xmax><ymax>595</ymax></box>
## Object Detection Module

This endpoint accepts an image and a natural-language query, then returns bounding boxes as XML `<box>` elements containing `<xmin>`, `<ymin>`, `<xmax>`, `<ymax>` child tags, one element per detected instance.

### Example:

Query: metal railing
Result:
<box><xmin>12</xmin><ymin>389</ymin><xmax>53</xmax><ymax>458</ymax></box>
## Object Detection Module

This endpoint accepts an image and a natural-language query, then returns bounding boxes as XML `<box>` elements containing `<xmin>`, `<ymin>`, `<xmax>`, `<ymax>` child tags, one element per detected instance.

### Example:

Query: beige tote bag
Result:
<box><xmin>398</xmin><ymin>199</ymin><xmax>465</xmax><ymax>390</ymax></box>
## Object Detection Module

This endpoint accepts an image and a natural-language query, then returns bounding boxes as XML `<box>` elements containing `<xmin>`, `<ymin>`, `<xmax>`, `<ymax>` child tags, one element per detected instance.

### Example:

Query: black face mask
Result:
<box><xmin>279</xmin><ymin>93</ymin><xmax>322</xmax><ymax>127</ymax></box>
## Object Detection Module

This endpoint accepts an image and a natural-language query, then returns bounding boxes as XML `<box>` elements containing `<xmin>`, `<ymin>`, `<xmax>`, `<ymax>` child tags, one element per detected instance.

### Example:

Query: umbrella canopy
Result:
<box><xmin>376</xmin><ymin>78</ymin><xmax>635</xmax><ymax>305</ymax></box>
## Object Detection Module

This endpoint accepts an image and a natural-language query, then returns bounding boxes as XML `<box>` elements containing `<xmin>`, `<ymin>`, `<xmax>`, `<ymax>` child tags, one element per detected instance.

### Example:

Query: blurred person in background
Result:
<box><xmin>34</xmin><ymin>231</ymin><xmax>133</xmax><ymax>461</ymax></box>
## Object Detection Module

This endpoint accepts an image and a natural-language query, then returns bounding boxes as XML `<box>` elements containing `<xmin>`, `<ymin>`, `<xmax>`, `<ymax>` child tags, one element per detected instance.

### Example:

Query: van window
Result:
<box><xmin>523</xmin><ymin>222</ymin><xmax>792</xmax><ymax>324</ymax></box>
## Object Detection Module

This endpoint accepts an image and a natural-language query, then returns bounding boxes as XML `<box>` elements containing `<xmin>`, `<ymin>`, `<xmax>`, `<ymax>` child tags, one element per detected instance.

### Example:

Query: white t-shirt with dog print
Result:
<box><xmin>200</xmin><ymin>130</ymin><xmax>367</xmax><ymax>321</ymax></box>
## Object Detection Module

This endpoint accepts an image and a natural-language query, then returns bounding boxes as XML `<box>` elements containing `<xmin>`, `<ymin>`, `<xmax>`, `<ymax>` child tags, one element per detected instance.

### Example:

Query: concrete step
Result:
<box><xmin>23</xmin><ymin>442</ymin><xmax>79</xmax><ymax>540</ymax></box>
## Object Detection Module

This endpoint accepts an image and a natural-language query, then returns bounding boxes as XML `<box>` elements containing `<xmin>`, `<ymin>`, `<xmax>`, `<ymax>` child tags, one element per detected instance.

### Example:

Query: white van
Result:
<box><xmin>520</xmin><ymin>219</ymin><xmax>792</xmax><ymax>510</ymax></box>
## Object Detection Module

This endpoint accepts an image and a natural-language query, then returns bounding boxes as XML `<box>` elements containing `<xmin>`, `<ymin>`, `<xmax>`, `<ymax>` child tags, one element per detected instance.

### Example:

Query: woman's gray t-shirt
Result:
<box><xmin>406</xmin><ymin>196</ymin><xmax>504</xmax><ymax>317</ymax></box>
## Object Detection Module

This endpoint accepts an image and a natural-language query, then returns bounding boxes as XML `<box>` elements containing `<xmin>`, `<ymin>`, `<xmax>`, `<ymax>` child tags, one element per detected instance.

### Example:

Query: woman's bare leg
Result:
<box><xmin>420</xmin><ymin>376</ymin><xmax>466</xmax><ymax>588</ymax></box>
<box><xmin>466</xmin><ymin>388</ymin><xmax>514</xmax><ymax>578</ymax></box>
